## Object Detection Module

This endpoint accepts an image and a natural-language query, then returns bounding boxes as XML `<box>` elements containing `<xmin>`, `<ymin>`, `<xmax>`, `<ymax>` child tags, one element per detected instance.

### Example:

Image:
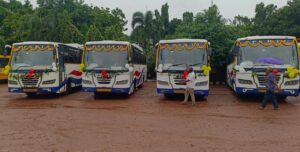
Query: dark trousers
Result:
<box><xmin>261</xmin><ymin>90</ymin><xmax>279</xmax><ymax>108</ymax></box>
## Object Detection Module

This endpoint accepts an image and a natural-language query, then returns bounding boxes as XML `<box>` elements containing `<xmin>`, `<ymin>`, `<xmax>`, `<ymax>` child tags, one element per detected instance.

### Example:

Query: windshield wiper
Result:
<box><xmin>16</xmin><ymin>65</ymin><xmax>33</xmax><ymax>71</ymax></box>
<box><xmin>89</xmin><ymin>66</ymin><xmax>108</xmax><ymax>70</ymax></box>
<box><xmin>166</xmin><ymin>63</ymin><xmax>186</xmax><ymax>71</ymax></box>
<box><xmin>189</xmin><ymin>62</ymin><xmax>203</xmax><ymax>66</ymax></box>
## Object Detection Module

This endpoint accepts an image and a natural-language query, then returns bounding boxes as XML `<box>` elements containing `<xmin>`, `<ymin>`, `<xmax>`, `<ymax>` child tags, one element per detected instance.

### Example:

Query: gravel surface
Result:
<box><xmin>0</xmin><ymin>82</ymin><xmax>300</xmax><ymax>152</ymax></box>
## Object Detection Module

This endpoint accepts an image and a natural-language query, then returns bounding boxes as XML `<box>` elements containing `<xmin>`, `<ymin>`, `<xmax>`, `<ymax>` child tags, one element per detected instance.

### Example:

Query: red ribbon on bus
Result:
<box><xmin>272</xmin><ymin>69</ymin><xmax>278</xmax><ymax>75</ymax></box>
<box><xmin>101</xmin><ymin>70</ymin><xmax>108</xmax><ymax>79</ymax></box>
<box><xmin>27</xmin><ymin>69</ymin><xmax>36</xmax><ymax>78</ymax></box>
<box><xmin>134</xmin><ymin>71</ymin><xmax>141</xmax><ymax>77</ymax></box>
<box><xmin>181</xmin><ymin>70</ymin><xmax>188</xmax><ymax>80</ymax></box>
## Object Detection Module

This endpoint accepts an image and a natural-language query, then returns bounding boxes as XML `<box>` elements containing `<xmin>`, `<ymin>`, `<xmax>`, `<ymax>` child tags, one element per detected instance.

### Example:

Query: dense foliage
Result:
<box><xmin>1</xmin><ymin>0</ymin><xmax>300</xmax><ymax>79</ymax></box>
<box><xmin>0</xmin><ymin>0</ymin><xmax>128</xmax><ymax>46</ymax></box>
<box><xmin>130</xmin><ymin>1</ymin><xmax>300</xmax><ymax>79</ymax></box>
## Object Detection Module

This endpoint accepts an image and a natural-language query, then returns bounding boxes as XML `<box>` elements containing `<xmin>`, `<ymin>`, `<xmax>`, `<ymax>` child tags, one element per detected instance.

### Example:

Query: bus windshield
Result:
<box><xmin>85</xmin><ymin>50</ymin><xmax>128</xmax><ymax>70</ymax></box>
<box><xmin>238</xmin><ymin>44</ymin><xmax>298</xmax><ymax>67</ymax></box>
<box><xmin>0</xmin><ymin>58</ymin><xmax>9</xmax><ymax>68</ymax></box>
<box><xmin>11</xmin><ymin>45</ymin><xmax>54</xmax><ymax>70</ymax></box>
<box><xmin>158</xmin><ymin>48</ymin><xmax>207</xmax><ymax>70</ymax></box>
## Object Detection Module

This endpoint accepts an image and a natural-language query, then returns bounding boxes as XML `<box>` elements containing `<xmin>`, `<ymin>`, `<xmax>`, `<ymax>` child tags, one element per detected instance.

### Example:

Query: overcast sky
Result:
<box><xmin>24</xmin><ymin>0</ymin><xmax>288</xmax><ymax>34</ymax></box>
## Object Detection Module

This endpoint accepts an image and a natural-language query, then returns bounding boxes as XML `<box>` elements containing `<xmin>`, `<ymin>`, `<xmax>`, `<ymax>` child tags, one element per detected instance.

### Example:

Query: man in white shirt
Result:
<box><xmin>183</xmin><ymin>67</ymin><xmax>196</xmax><ymax>105</ymax></box>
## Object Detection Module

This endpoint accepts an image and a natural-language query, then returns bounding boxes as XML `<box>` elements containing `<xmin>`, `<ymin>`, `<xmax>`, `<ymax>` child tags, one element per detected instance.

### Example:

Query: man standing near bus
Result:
<box><xmin>259</xmin><ymin>67</ymin><xmax>280</xmax><ymax>110</ymax></box>
<box><xmin>183</xmin><ymin>67</ymin><xmax>196</xmax><ymax>105</ymax></box>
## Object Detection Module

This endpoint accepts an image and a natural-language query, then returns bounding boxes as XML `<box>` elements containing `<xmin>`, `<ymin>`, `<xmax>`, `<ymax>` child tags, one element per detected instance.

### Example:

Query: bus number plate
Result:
<box><xmin>259</xmin><ymin>89</ymin><xmax>266</xmax><ymax>93</ymax></box>
<box><xmin>23</xmin><ymin>88</ymin><xmax>37</xmax><ymax>92</ymax></box>
<box><xmin>97</xmin><ymin>88</ymin><xmax>112</xmax><ymax>92</ymax></box>
<box><xmin>174</xmin><ymin>90</ymin><xmax>185</xmax><ymax>94</ymax></box>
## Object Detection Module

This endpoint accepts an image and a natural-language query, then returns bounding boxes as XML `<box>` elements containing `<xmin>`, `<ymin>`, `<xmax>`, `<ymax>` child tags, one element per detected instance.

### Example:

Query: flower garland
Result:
<box><xmin>201</xmin><ymin>65</ymin><xmax>211</xmax><ymax>76</ymax></box>
<box><xmin>3</xmin><ymin>65</ymin><xmax>10</xmax><ymax>75</ymax></box>
<box><xmin>80</xmin><ymin>64</ymin><xmax>85</xmax><ymax>71</ymax></box>
<box><xmin>13</xmin><ymin>45</ymin><xmax>54</xmax><ymax>51</ymax></box>
<box><xmin>285</xmin><ymin>66</ymin><xmax>300</xmax><ymax>79</ymax></box>
<box><xmin>237</xmin><ymin>39</ymin><xmax>296</xmax><ymax>48</ymax></box>
<box><xmin>159</xmin><ymin>42</ymin><xmax>208</xmax><ymax>51</ymax></box>
<box><xmin>85</xmin><ymin>44</ymin><xmax>129</xmax><ymax>52</ymax></box>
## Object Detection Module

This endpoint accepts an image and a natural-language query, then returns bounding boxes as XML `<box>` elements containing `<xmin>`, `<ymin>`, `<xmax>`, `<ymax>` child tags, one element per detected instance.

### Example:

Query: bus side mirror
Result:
<box><xmin>156</xmin><ymin>64</ymin><xmax>163</xmax><ymax>73</ymax></box>
<box><xmin>129</xmin><ymin>67</ymin><xmax>134</xmax><ymax>72</ymax></box>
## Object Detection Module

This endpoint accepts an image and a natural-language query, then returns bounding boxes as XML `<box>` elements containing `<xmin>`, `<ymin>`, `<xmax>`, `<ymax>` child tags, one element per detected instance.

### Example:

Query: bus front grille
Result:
<box><xmin>173</xmin><ymin>79</ymin><xmax>186</xmax><ymax>85</ymax></box>
<box><xmin>97</xmin><ymin>77</ymin><xmax>111</xmax><ymax>84</ymax></box>
<box><xmin>21</xmin><ymin>77</ymin><xmax>39</xmax><ymax>87</ymax></box>
<box><xmin>256</xmin><ymin>73</ymin><xmax>280</xmax><ymax>86</ymax></box>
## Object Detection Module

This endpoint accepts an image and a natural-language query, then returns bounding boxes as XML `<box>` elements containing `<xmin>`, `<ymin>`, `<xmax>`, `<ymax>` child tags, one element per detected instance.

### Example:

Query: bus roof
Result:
<box><xmin>85</xmin><ymin>41</ymin><xmax>144</xmax><ymax>53</ymax></box>
<box><xmin>13</xmin><ymin>41</ymin><xmax>60</xmax><ymax>46</ymax></box>
<box><xmin>159</xmin><ymin>39</ymin><xmax>208</xmax><ymax>44</ymax></box>
<box><xmin>86</xmin><ymin>41</ymin><xmax>130</xmax><ymax>46</ymax></box>
<box><xmin>238</xmin><ymin>36</ymin><xmax>296</xmax><ymax>41</ymax></box>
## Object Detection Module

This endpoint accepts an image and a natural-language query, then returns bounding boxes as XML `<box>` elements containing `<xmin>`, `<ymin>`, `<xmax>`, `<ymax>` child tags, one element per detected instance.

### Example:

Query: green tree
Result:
<box><xmin>161</xmin><ymin>3</ymin><xmax>170</xmax><ymax>36</ymax></box>
<box><xmin>183</xmin><ymin>12</ymin><xmax>193</xmax><ymax>23</ymax></box>
<box><xmin>86</xmin><ymin>24</ymin><xmax>103</xmax><ymax>41</ymax></box>
<box><xmin>252</xmin><ymin>3</ymin><xmax>277</xmax><ymax>35</ymax></box>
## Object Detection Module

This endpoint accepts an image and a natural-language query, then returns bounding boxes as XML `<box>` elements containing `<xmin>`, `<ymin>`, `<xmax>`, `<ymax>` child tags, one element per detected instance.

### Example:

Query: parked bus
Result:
<box><xmin>155</xmin><ymin>39</ymin><xmax>211</xmax><ymax>98</ymax></box>
<box><xmin>81</xmin><ymin>41</ymin><xmax>147</xmax><ymax>96</ymax></box>
<box><xmin>0</xmin><ymin>45</ymin><xmax>11</xmax><ymax>81</ymax></box>
<box><xmin>7</xmin><ymin>41</ymin><xmax>83</xmax><ymax>97</ymax></box>
<box><xmin>227</xmin><ymin>36</ymin><xmax>300</xmax><ymax>97</ymax></box>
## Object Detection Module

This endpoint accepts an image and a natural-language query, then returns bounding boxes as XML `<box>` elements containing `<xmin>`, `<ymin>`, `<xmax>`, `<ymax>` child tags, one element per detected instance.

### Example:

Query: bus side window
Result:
<box><xmin>227</xmin><ymin>45</ymin><xmax>235</xmax><ymax>64</ymax></box>
<box><xmin>132</xmin><ymin>47</ymin><xmax>138</xmax><ymax>64</ymax></box>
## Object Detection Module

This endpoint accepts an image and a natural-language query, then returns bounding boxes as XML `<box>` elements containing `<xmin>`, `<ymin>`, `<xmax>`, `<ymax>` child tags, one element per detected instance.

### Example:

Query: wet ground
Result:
<box><xmin>0</xmin><ymin>82</ymin><xmax>300</xmax><ymax>152</ymax></box>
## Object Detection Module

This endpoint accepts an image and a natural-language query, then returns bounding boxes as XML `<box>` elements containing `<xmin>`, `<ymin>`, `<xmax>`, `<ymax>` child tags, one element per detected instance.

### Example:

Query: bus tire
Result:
<box><xmin>278</xmin><ymin>95</ymin><xmax>288</xmax><ymax>102</ymax></box>
<box><xmin>66</xmin><ymin>80</ymin><xmax>72</xmax><ymax>95</ymax></box>
<box><xmin>138</xmin><ymin>77</ymin><xmax>144</xmax><ymax>89</ymax></box>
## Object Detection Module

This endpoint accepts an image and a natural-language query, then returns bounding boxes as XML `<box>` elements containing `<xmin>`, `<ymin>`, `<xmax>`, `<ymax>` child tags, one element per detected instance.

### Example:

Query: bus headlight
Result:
<box><xmin>116</xmin><ymin>80</ymin><xmax>129</xmax><ymax>85</ymax></box>
<box><xmin>158</xmin><ymin>80</ymin><xmax>169</xmax><ymax>86</ymax></box>
<box><xmin>196</xmin><ymin>81</ymin><xmax>208</xmax><ymax>86</ymax></box>
<box><xmin>285</xmin><ymin>80</ymin><xmax>299</xmax><ymax>86</ymax></box>
<box><xmin>82</xmin><ymin>80</ymin><xmax>93</xmax><ymax>85</ymax></box>
<box><xmin>238</xmin><ymin>79</ymin><xmax>253</xmax><ymax>85</ymax></box>
<box><xmin>42</xmin><ymin>79</ymin><xmax>56</xmax><ymax>85</ymax></box>
<box><xmin>8</xmin><ymin>80</ymin><xmax>18</xmax><ymax>85</ymax></box>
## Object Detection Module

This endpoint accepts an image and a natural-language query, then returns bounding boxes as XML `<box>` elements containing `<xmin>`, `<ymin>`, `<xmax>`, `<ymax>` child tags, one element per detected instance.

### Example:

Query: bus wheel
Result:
<box><xmin>66</xmin><ymin>80</ymin><xmax>72</xmax><ymax>94</ymax></box>
<box><xmin>138</xmin><ymin>77</ymin><xmax>144</xmax><ymax>89</ymax></box>
<box><xmin>278</xmin><ymin>96</ymin><xmax>288</xmax><ymax>102</ymax></box>
<box><xmin>26</xmin><ymin>93</ymin><xmax>37</xmax><ymax>98</ymax></box>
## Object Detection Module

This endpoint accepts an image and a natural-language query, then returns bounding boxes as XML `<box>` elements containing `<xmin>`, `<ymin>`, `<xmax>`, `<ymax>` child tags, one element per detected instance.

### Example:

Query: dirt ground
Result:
<box><xmin>0</xmin><ymin>81</ymin><xmax>300</xmax><ymax>152</ymax></box>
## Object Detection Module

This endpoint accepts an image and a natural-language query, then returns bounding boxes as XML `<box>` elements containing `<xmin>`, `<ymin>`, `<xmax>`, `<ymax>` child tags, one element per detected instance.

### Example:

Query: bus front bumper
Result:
<box><xmin>82</xmin><ymin>87</ymin><xmax>130</xmax><ymax>93</ymax></box>
<box><xmin>157</xmin><ymin>88</ymin><xmax>209</xmax><ymax>96</ymax></box>
<box><xmin>8</xmin><ymin>87</ymin><xmax>61</xmax><ymax>94</ymax></box>
<box><xmin>235</xmin><ymin>87</ymin><xmax>299</xmax><ymax>96</ymax></box>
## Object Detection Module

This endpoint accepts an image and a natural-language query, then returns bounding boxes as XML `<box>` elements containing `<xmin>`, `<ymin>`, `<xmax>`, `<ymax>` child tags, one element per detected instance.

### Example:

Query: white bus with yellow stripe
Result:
<box><xmin>81</xmin><ymin>41</ymin><xmax>147</xmax><ymax>96</ymax></box>
<box><xmin>155</xmin><ymin>39</ymin><xmax>211</xmax><ymax>97</ymax></box>
<box><xmin>227</xmin><ymin>36</ymin><xmax>300</xmax><ymax>97</ymax></box>
<box><xmin>7</xmin><ymin>41</ymin><xmax>83</xmax><ymax>97</ymax></box>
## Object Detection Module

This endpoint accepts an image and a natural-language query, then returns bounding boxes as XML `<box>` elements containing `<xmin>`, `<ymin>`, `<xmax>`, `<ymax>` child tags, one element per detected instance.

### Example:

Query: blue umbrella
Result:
<box><xmin>256</xmin><ymin>57</ymin><xmax>284</xmax><ymax>65</ymax></box>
